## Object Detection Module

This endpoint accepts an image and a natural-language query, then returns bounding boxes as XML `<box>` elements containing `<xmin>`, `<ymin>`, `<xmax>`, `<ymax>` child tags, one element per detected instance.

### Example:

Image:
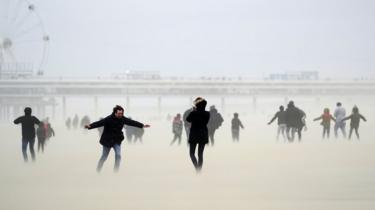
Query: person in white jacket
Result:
<box><xmin>334</xmin><ymin>102</ymin><xmax>346</xmax><ymax>138</ymax></box>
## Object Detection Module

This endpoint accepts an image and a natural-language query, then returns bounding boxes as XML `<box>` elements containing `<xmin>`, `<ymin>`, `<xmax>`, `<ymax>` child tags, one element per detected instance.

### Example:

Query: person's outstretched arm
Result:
<box><xmin>13</xmin><ymin>117</ymin><xmax>22</xmax><ymax>124</ymax></box>
<box><xmin>85</xmin><ymin>118</ymin><xmax>106</xmax><ymax>129</ymax></box>
<box><xmin>360</xmin><ymin>114</ymin><xmax>367</xmax><ymax>122</ymax></box>
<box><xmin>240</xmin><ymin>120</ymin><xmax>244</xmax><ymax>129</ymax></box>
<box><xmin>33</xmin><ymin>117</ymin><xmax>41</xmax><ymax>125</ymax></box>
<box><xmin>331</xmin><ymin>115</ymin><xmax>336</xmax><ymax>122</ymax></box>
<box><xmin>342</xmin><ymin>115</ymin><xmax>352</xmax><ymax>122</ymax></box>
<box><xmin>123</xmin><ymin>117</ymin><xmax>150</xmax><ymax>128</ymax></box>
<box><xmin>268</xmin><ymin>113</ymin><xmax>278</xmax><ymax>125</ymax></box>
<box><xmin>51</xmin><ymin>127</ymin><xmax>55</xmax><ymax>136</ymax></box>
<box><xmin>313</xmin><ymin>116</ymin><xmax>322</xmax><ymax>121</ymax></box>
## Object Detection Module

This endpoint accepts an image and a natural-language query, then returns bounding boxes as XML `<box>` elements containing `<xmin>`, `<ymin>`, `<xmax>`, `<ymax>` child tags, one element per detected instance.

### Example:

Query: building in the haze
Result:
<box><xmin>111</xmin><ymin>70</ymin><xmax>161</xmax><ymax>80</ymax></box>
<box><xmin>267</xmin><ymin>71</ymin><xmax>319</xmax><ymax>81</ymax></box>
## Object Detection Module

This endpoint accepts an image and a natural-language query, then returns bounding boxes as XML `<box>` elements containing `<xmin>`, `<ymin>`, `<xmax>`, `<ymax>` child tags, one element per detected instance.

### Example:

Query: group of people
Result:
<box><xmin>171</xmin><ymin>109</ymin><xmax>244</xmax><ymax>145</ymax></box>
<box><xmin>13</xmin><ymin>98</ymin><xmax>367</xmax><ymax>173</ymax></box>
<box><xmin>268</xmin><ymin>102</ymin><xmax>367</xmax><ymax>141</ymax></box>
<box><xmin>65</xmin><ymin>114</ymin><xmax>91</xmax><ymax>130</ymax></box>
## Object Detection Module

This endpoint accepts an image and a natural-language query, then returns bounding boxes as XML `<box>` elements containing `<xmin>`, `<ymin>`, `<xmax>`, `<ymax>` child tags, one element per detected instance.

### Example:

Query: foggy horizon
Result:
<box><xmin>2</xmin><ymin>0</ymin><xmax>374</xmax><ymax>78</ymax></box>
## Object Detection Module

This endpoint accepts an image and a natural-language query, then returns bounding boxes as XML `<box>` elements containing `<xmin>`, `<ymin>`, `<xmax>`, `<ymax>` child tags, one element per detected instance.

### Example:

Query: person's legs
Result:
<box><xmin>286</xmin><ymin>126</ymin><xmax>292</xmax><ymax>141</ymax></box>
<box><xmin>189</xmin><ymin>143</ymin><xmax>198</xmax><ymax>168</ymax></box>
<box><xmin>178</xmin><ymin>135</ymin><xmax>182</xmax><ymax>145</ymax></box>
<box><xmin>22</xmin><ymin>138</ymin><xmax>28</xmax><ymax>162</ymax></box>
<box><xmin>197</xmin><ymin>143</ymin><xmax>206</xmax><ymax>170</ymax></box>
<box><xmin>327</xmin><ymin>126</ymin><xmax>331</xmax><ymax>139</ymax></box>
<box><xmin>340</xmin><ymin>124</ymin><xmax>347</xmax><ymax>138</ymax></box>
<box><xmin>277</xmin><ymin>125</ymin><xmax>281</xmax><ymax>140</ymax></box>
<box><xmin>297</xmin><ymin>127</ymin><xmax>302</xmax><ymax>141</ymax></box>
<box><xmin>170</xmin><ymin>134</ymin><xmax>177</xmax><ymax>145</ymax></box>
<box><xmin>236</xmin><ymin>130</ymin><xmax>240</xmax><ymax>141</ymax></box>
<box><xmin>348</xmin><ymin>127</ymin><xmax>353</xmax><ymax>140</ymax></box>
<box><xmin>29</xmin><ymin>138</ymin><xmax>35</xmax><ymax>161</ymax></box>
<box><xmin>40</xmin><ymin>139</ymin><xmax>45</xmax><ymax>153</ymax></box>
<box><xmin>113</xmin><ymin>144</ymin><xmax>121</xmax><ymax>172</ymax></box>
<box><xmin>37</xmin><ymin>139</ymin><xmax>41</xmax><ymax>152</ymax></box>
<box><xmin>97</xmin><ymin>146</ymin><xmax>111</xmax><ymax>172</ymax></box>
<box><xmin>291</xmin><ymin>127</ymin><xmax>297</xmax><ymax>142</ymax></box>
<box><xmin>334</xmin><ymin>123</ymin><xmax>339</xmax><ymax>138</ymax></box>
<box><xmin>280</xmin><ymin>124</ymin><xmax>287</xmax><ymax>141</ymax></box>
<box><xmin>354</xmin><ymin>127</ymin><xmax>360</xmax><ymax>140</ymax></box>
<box><xmin>209</xmin><ymin>130</ymin><xmax>215</xmax><ymax>146</ymax></box>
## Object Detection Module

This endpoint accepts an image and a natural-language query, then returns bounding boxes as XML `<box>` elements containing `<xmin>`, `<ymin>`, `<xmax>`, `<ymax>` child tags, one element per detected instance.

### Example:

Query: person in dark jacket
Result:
<box><xmin>187</xmin><ymin>97</ymin><xmax>210</xmax><ymax>172</ymax></box>
<box><xmin>342</xmin><ymin>106</ymin><xmax>367</xmax><ymax>140</ymax></box>
<box><xmin>13</xmin><ymin>107</ymin><xmax>40</xmax><ymax>162</ymax></box>
<box><xmin>170</xmin><ymin>113</ymin><xmax>183</xmax><ymax>145</ymax></box>
<box><xmin>285</xmin><ymin>101</ymin><xmax>306</xmax><ymax>142</ymax></box>
<box><xmin>85</xmin><ymin>105</ymin><xmax>150</xmax><ymax>172</ymax></box>
<box><xmin>268</xmin><ymin>105</ymin><xmax>287</xmax><ymax>141</ymax></box>
<box><xmin>207</xmin><ymin>105</ymin><xmax>224</xmax><ymax>146</ymax></box>
<box><xmin>36</xmin><ymin>122</ymin><xmax>46</xmax><ymax>153</ymax></box>
<box><xmin>231</xmin><ymin>113</ymin><xmax>244</xmax><ymax>141</ymax></box>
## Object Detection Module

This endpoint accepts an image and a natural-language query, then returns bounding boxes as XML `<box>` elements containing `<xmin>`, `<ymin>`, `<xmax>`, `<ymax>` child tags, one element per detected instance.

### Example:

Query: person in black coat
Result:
<box><xmin>285</xmin><ymin>101</ymin><xmax>306</xmax><ymax>142</ymax></box>
<box><xmin>14</xmin><ymin>107</ymin><xmax>40</xmax><ymax>162</ymax></box>
<box><xmin>85</xmin><ymin>105</ymin><xmax>150</xmax><ymax>172</ymax></box>
<box><xmin>187</xmin><ymin>97</ymin><xmax>210</xmax><ymax>172</ymax></box>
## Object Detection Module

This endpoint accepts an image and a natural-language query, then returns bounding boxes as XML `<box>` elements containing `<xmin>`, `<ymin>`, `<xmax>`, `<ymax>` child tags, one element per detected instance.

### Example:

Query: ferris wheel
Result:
<box><xmin>0</xmin><ymin>0</ymin><xmax>49</xmax><ymax>78</ymax></box>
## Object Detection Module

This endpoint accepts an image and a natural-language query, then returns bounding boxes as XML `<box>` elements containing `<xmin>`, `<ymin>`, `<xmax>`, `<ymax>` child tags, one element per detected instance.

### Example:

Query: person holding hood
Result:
<box><xmin>186</xmin><ymin>97</ymin><xmax>210</xmax><ymax>172</ymax></box>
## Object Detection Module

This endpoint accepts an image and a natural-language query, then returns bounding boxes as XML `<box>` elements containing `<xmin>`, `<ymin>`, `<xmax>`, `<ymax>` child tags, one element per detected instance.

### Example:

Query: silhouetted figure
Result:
<box><xmin>36</xmin><ymin>122</ymin><xmax>46</xmax><ymax>153</ymax></box>
<box><xmin>342</xmin><ymin>106</ymin><xmax>367</xmax><ymax>140</ymax></box>
<box><xmin>85</xmin><ymin>105</ymin><xmax>150</xmax><ymax>172</ymax></box>
<box><xmin>80</xmin><ymin>115</ymin><xmax>91</xmax><ymax>128</ymax></box>
<box><xmin>13</xmin><ymin>107</ymin><xmax>40</xmax><ymax>162</ymax></box>
<box><xmin>231</xmin><ymin>113</ymin><xmax>244</xmax><ymax>141</ymax></box>
<box><xmin>187</xmin><ymin>97</ymin><xmax>210</xmax><ymax>172</ymax></box>
<box><xmin>65</xmin><ymin>117</ymin><xmax>71</xmax><ymax>130</ymax></box>
<box><xmin>72</xmin><ymin>114</ymin><xmax>79</xmax><ymax>129</ymax></box>
<box><xmin>133</xmin><ymin>127</ymin><xmax>144</xmax><ymax>143</ymax></box>
<box><xmin>285</xmin><ymin>101</ymin><xmax>306</xmax><ymax>142</ymax></box>
<box><xmin>334</xmin><ymin>102</ymin><xmax>347</xmax><ymax>138</ymax></box>
<box><xmin>170</xmin><ymin>113</ymin><xmax>183</xmax><ymax>145</ymax></box>
<box><xmin>124</xmin><ymin>123</ymin><xmax>134</xmax><ymax>143</ymax></box>
<box><xmin>43</xmin><ymin>118</ymin><xmax>55</xmax><ymax>141</ymax></box>
<box><xmin>183</xmin><ymin>108</ymin><xmax>193</xmax><ymax>141</ymax></box>
<box><xmin>268</xmin><ymin>105</ymin><xmax>287</xmax><ymax>141</ymax></box>
<box><xmin>207</xmin><ymin>105</ymin><xmax>224</xmax><ymax>146</ymax></box>
<box><xmin>313</xmin><ymin>108</ymin><xmax>336</xmax><ymax>139</ymax></box>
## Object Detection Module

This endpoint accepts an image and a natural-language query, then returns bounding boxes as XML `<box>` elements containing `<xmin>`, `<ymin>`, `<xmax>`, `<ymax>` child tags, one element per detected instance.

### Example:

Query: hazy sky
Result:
<box><xmin>13</xmin><ymin>0</ymin><xmax>375</xmax><ymax>78</ymax></box>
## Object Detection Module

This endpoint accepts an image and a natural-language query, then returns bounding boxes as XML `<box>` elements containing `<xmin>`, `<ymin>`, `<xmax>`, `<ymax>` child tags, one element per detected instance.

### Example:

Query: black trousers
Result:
<box><xmin>189</xmin><ymin>142</ymin><xmax>206</xmax><ymax>170</ymax></box>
